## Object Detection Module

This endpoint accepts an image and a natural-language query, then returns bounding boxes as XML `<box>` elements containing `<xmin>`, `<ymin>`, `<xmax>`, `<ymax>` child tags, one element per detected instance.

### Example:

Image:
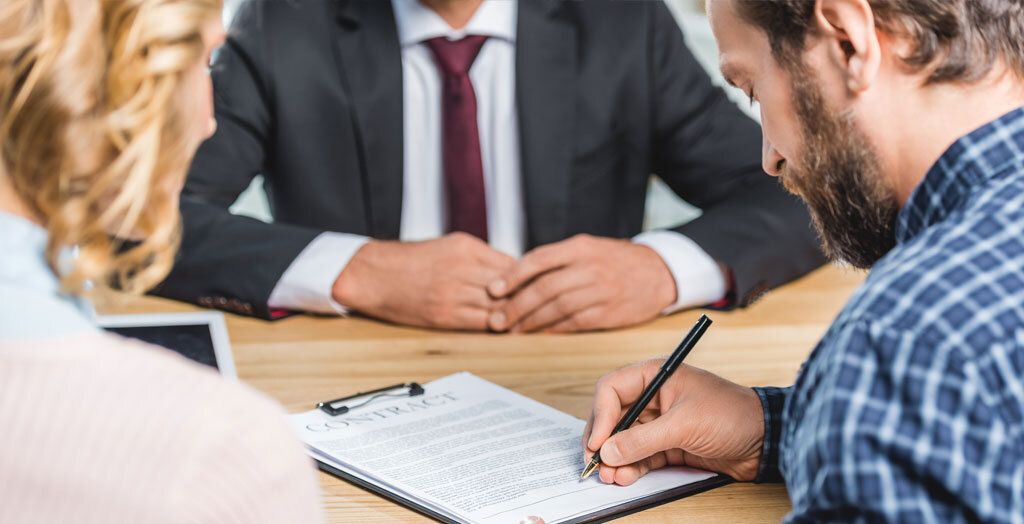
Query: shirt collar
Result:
<box><xmin>0</xmin><ymin>211</ymin><xmax>95</xmax><ymax>320</ymax></box>
<box><xmin>391</xmin><ymin>0</ymin><xmax>517</xmax><ymax>47</ymax></box>
<box><xmin>896</xmin><ymin>106</ymin><xmax>1024</xmax><ymax>243</ymax></box>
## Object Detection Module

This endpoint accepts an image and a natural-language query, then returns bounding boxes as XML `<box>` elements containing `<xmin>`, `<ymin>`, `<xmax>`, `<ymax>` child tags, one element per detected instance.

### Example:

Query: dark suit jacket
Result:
<box><xmin>155</xmin><ymin>0</ymin><xmax>825</xmax><ymax>319</ymax></box>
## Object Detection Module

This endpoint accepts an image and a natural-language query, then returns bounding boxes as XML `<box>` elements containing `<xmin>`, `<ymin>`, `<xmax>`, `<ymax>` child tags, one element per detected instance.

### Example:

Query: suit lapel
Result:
<box><xmin>331</xmin><ymin>0</ymin><xmax>404</xmax><ymax>239</ymax></box>
<box><xmin>516</xmin><ymin>0</ymin><xmax>576</xmax><ymax>247</ymax></box>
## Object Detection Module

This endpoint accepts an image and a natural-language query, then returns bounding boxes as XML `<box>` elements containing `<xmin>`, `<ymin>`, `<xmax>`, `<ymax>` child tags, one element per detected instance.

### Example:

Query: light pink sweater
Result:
<box><xmin>0</xmin><ymin>212</ymin><xmax>324</xmax><ymax>522</ymax></box>
<box><xmin>0</xmin><ymin>332</ymin><xmax>325</xmax><ymax>523</ymax></box>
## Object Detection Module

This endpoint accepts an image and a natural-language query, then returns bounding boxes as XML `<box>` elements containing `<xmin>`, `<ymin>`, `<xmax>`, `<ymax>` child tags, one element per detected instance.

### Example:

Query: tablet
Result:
<box><xmin>98</xmin><ymin>312</ymin><xmax>237</xmax><ymax>380</ymax></box>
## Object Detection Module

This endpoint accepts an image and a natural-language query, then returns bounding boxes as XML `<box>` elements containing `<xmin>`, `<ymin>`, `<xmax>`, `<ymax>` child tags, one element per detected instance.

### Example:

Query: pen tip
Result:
<box><xmin>580</xmin><ymin>460</ymin><xmax>599</xmax><ymax>481</ymax></box>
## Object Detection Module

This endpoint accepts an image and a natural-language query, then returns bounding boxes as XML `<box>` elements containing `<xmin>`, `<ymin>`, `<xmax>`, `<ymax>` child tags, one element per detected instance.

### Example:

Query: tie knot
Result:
<box><xmin>424</xmin><ymin>35</ymin><xmax>489</xmax><ymax>76</ymax></box>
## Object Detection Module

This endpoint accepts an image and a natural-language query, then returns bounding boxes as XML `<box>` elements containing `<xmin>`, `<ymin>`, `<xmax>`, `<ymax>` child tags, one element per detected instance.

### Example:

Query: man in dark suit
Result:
<box><xmin>156</xmin><ymin>0</ymin><xmax>824</xmax><ymax>332</ymax></box>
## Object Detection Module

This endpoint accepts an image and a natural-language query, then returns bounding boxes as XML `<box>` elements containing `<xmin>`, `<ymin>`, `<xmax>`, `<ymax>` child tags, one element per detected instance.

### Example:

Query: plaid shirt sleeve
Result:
<box><xmin>782</xmin><ymin>318</ymin><xmax>1017</xmax><ymax>523</ymax></box>
<box><xmin>752</xmin><ymin>386</ymin><xmax>789</xmax><ymax>483</ymax></box>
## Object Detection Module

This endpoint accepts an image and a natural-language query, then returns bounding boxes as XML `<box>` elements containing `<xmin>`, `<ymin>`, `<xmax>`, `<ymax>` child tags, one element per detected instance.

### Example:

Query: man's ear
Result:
<box><xmin>813</xmin><ymin>0</ymin><xmax>881</xmax><ymax>94</ymax></box>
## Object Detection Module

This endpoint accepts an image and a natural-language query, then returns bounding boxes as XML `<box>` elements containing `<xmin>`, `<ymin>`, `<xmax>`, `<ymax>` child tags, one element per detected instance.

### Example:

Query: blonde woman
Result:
<box><xmin>0</xmin><ymin>1</ymin><xmax>323</xmax><ymax>522</ymax></box>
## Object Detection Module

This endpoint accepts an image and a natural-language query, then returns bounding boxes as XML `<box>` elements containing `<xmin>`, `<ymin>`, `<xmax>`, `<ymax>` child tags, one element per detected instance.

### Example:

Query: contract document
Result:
<box><xmin>290</xmin><ymin>373</ymin><xmax>727</xmax><ymax>523</ymax></box>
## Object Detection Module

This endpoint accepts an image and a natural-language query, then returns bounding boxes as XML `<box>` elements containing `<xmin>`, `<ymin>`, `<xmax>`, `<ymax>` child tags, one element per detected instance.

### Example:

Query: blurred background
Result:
<box><xmin>220</xmin><ymin>0</ymin><xmax>761</xmax><ymax>232</ymax></box>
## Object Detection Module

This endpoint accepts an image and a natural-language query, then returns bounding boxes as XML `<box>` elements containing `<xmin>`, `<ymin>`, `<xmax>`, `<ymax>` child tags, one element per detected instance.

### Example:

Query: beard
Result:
<box><xmin>778</xmin><ymin>64</ymin><xmax>900</xmax><ymax>270</ymax></box>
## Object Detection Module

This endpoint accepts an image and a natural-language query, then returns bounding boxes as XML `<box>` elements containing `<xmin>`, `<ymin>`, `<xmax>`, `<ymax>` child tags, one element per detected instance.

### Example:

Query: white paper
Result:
<box><xmin>289</xmin><ymin>372</ymin><xmax>717</xmax><ymax>523</ymax></box>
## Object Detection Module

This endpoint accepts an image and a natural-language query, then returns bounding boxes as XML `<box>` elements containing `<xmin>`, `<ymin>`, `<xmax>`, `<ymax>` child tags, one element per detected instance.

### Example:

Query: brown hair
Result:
<box><xmin>735</xmin><ymin>0</ymin><xmax>1024</xmax><ymax>84</ymax></box>
<box><xmin>0</xmin><ymin>0</ymin><xmax>220</xmax><ymax>295</ymax></box>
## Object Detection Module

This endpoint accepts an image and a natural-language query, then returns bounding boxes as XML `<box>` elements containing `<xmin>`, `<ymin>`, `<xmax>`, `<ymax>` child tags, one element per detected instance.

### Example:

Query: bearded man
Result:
<box><xmin>583</xmin><ymin>0</ymin><xmax>1024</xmax><ymax>520</ymax></box>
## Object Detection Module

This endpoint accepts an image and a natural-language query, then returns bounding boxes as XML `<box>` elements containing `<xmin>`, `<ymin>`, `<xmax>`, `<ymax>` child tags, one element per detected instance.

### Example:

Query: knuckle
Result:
<box><xmin>527</xmin><ymin>288</ymin><xmax>551</xmax><ymax>311</ymax></box>
<box><xmin>595</xmin><ymin>373</ymin><xmax>617</xmax><ymax>392</ymax></box>
<box><xmin>575</xmin><ymin>308</ymin><xmax>600</xmax><ymax>328</ymax></box>
<box><xmin>520</xmin><ymin>315</ymin><xmax>540</xmax><ymax>333</ymax></box>
<box><xmin>532</xmin><ymin>248</ymin><xmax>557</xmax><ymax>270</ymax></box>
<box><xmin>504</xmin><ymin>267</ymin><xmax>527</xmax><ymax>288</ymax></box>
<box><xmin>521</xmin><ymin>252</ymin><xmax>547</xmax><ymax>273</ymax></box>
<box><xmin>448</xmin><ymin>232</ymin><xmax>474</xmax><ymax>248</ymax></box>
<box><xmin>644</xmin><ymin>357</ymin><xmax>668</xmax><ymax>372</ymax></box>
<box><xmin>468</xmin><ymin>311</ymin><xmax>488</xmax><ymax>331</ymax></box>
<box><xmin>614</xmin><ymin>463</ymin><xmax>637</xmax><ymax>482</ymax></box>
<box><xmin>554</xmin><ymin>295</ymin><xmax>574</xmax><ymax>316</ymax></box>
<box><xmin>533</xmin><ymin>276</ymin><xmax>555</xmax><ymax>298</ymax></box>
<box><xmin>574</xmin><ymin>233</ymin><xmax>595</xmax><ymax>247</ymax></box>
<box><xmin>502</xmin><ymin>301</ymin><xmax>522</xmax><ymax>323</ymax></box>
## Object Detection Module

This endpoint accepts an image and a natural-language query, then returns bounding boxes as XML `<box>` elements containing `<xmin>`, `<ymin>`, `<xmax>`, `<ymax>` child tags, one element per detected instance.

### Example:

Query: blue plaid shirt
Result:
<box><xmin>754</xmin><ymin>107</ymin><xmax>1024</xmax><ymax>523</ymax></box>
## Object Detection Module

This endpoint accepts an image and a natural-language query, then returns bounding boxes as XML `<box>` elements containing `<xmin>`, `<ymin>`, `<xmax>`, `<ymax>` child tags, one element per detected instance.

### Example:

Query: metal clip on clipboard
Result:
<box><xmin>316</xmin><ymin>382</ymin><xmax>425</xmax><ymax>416</ymax></box>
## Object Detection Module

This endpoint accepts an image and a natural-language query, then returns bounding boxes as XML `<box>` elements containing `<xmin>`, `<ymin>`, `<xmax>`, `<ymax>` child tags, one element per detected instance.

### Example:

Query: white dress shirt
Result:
<box><xmin>267</xmin><ymin>0</ymin><xmax>725</xmax><ymax>315</ymax></box>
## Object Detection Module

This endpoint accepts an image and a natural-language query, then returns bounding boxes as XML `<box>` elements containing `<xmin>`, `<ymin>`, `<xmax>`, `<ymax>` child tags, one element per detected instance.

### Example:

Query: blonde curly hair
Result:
<box><xmin>0</xmin><ymin>0</ymin><xmax>220</xmax><ymax>295</ymax></box>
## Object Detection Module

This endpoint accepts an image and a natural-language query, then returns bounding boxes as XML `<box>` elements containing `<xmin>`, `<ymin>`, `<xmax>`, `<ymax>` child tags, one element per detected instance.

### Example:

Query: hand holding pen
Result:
<box><xmin>581</xmin><ymin>315</ymin><xmax>768</xmax><ymax>485</ymax></box>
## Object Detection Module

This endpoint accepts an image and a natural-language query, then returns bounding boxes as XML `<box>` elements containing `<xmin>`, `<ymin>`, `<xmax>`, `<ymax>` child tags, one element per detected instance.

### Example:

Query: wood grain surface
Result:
<box><xmin>98</xmin><ymin>264</ymin><xmax>865</xmax><ymax>523</ymax></box>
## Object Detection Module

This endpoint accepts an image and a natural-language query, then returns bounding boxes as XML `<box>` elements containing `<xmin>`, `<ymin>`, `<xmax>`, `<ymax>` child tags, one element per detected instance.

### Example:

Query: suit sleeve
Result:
<box><xmin>646</xmin><ymin>2</ymin><xmax>825</xmax><ymax>307</ymax></box>
<box><xmin>152</xmin><ymin>2</ymin><xmax>324</xmax><ymax>319</ymax></box>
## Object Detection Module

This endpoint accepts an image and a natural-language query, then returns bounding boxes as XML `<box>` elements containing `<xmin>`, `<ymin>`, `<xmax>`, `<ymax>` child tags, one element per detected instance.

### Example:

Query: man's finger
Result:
<box><xmin>438</xmin><ymin>306</ymin><xmax>490</xmax><ymax>331</ymax></box>
<box><xmin>637</xmin><ymin>412</ymin><xmax>658</xmax><ymax>425</ymax></box>
<box><xmin>518</xmin><ymin>290</ymin><xmax>603</xmax><ymax>333</ymax></box>
<box><xmin>456</xmin><ymin>284</ymin><xmax>498</xmax><ymax>309</ymax></box>
<box><xmin>512</xmin><ymin>282</ymin><xmax>598</xmax><ymax>331</ymax></box>
<box><xmin>487</xmin><ymin>243</ymin><xmax>574</xmax><ymax>299</ymax></box>
<box><xmin>489</xmin><ymin>268</ymin><xmax>593</xmax><ymax>329</ymax></box>
<box><xmin>611</xmin><ymin>452</ymin><xmax>669</xmax><ymax>486</ymax></box>
<box><xmin>477</xmin><ymin>244</ymin><xmax>517</xmax><ymax>272</ymax></box>
<box><xmin>458</xmin><ymin>263</ymin><xmax>512</xmax><ymax>288</ymax></box>
<box><xmin>599</xmin><ymin>414</ymin><xmax>682</xmax><ymax>467</ymax></box>
<box><xmin>582</xmin><ymin>412</ymin><xmax>595</xmax><ymax>450</ymax></box>
<box><xmin>586</xmin><ymin>362</ymin><xmax>665</xmax><ymax>450</ymax></box>
<box><xmin>545</xmin><ymin>306</ymin><xmax>606</xmax><ymax>333</ymax></box>
<box><xmin>604</xmin><ymin>457</ymin><xmax>647</xmax><ymax>486</ymax></box>
<box><xmin>447</xmin><ymin>232</ymin><xmax>514</xmax><ymax>272</ymax></box>
<box><xmin>587</xmin><ymin>374</ymin><xmax>640</xmax><ymax>451</ymax></box>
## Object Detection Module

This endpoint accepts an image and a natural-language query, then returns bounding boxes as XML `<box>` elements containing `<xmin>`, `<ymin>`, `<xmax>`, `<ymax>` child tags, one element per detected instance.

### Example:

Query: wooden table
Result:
<box><xmin>97</xmin><ymin>264</ymin><xmax>864</xmax><ymax>523</ymax></box>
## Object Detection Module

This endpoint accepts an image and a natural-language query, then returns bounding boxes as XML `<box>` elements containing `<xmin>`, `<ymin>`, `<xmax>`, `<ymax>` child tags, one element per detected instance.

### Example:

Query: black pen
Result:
<box><xmin>581</xmin><ymin>314</ymin><xmax>713</xmax><ymax>480</ymax></box>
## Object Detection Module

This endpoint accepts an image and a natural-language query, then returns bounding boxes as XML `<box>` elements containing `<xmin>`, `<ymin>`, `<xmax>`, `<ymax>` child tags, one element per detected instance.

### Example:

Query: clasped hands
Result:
<box><xmin>332</xmin><ymin>232</ymin><xmax>677</xmax><ymax>332</ymax></box>
<box><xmin>333</xmin><ymin>234</ymin><xmax>767</xmax><ymax>487</ymax></box>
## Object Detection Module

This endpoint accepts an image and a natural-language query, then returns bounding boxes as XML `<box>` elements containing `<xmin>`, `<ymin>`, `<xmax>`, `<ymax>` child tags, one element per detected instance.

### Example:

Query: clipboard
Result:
<box><xmin>315</xmin><ymin>460</ymin><xmax>731</xmax><ymax>524</ymax></box>
<box><xmin>306</xmin><ymin>380</ymin><xmax>732</xmax><ymax>524</ymax></box>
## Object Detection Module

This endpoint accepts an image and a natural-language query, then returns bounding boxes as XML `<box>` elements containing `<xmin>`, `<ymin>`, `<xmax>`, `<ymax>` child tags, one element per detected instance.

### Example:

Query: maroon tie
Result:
<box><xmin>425</xmin><ymin>35</ymin><xmax>489</xmax><ymax>241</ymax></box>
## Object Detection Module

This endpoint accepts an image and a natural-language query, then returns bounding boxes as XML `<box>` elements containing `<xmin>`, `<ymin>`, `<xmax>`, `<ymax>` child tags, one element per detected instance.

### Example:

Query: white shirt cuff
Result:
<box><xmin>266</xmin><ymin>232</ymin><xmax>370</xmax><ymax>315</ymax></box>
<box><xmin>633</xmin><ymin>230</ymin><xmax>727</xmax><ymax>314</ymax></box>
